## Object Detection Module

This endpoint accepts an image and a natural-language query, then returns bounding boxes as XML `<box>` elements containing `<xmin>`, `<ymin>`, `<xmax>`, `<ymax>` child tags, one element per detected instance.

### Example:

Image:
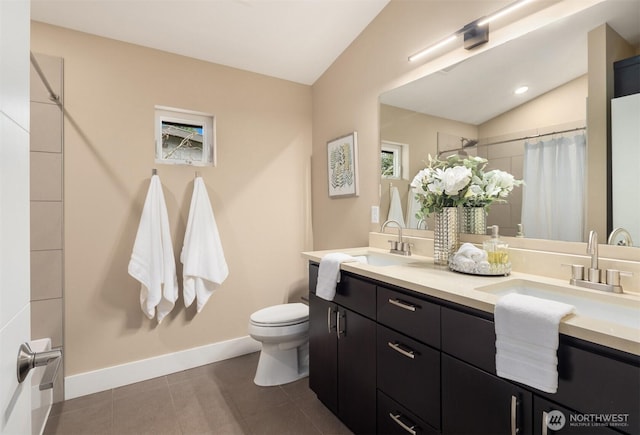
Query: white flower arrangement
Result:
<box><xmin>465</xmin><ymin>168</ymin><xmax>523</xmax><ymax>208</ymax></box>
<box><xmin>411</xmin><ymin>154</ymin><xmax>522</xmax><ymax>218</ymax></box>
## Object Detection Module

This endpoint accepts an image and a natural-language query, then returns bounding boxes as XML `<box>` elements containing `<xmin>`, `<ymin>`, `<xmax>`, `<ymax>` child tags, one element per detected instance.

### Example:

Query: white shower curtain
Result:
<box><xmin>521</xmin><ymin>134</ymin><xmax>586</xmax><ymax>242</ymax></box>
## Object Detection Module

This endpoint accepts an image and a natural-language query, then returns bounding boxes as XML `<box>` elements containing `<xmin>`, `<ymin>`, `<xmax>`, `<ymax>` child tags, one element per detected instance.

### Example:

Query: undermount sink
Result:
<box><xmin>352</xmin><ymin>251</ymin><xmax>420</xmax><ymax>267</ymax></box>
<box><xmin>477</xmin><ymin>279</ymin><xmax>640</xmax><ymax>329</ymax></box>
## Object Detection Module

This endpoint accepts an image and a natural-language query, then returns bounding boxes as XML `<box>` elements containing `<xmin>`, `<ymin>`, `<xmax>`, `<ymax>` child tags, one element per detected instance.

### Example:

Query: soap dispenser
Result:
<box><xmin>484</xmin><ymin>225</ymin><xmax>509</xmax><ymax>266</ymax></box>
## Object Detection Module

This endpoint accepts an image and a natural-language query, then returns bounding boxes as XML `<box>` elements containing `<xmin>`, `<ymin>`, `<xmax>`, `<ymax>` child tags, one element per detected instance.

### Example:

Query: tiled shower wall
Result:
<box><xmin>30</xmin><ymin>53</ymin><xmax>64</xmax><ymax>402</ymax></box>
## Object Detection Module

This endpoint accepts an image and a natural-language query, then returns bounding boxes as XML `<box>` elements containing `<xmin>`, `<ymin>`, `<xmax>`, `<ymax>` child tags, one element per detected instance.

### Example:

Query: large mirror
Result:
<box><xmin>379</xmin><ymin>0</ymin><xmax>640</xmax><ymax>247</ymax></box>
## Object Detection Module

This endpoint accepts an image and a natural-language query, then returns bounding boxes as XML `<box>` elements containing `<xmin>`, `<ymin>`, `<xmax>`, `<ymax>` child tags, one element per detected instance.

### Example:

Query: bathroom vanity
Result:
<box><xmin>305</xmin><ymin>251</ymin><xmax>640</xmax><ymax>435</ymax></box>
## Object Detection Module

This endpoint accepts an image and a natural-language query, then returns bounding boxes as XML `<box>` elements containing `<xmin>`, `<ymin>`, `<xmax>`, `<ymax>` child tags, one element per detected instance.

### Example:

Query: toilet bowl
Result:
<box><xmin>248</xmin><ymin>302</ymin><xmax>309</xmax><ymax>386</ymax></box>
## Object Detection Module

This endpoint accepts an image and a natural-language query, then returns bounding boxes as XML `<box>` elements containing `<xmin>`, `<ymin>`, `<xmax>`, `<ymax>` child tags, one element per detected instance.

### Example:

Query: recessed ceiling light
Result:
<box><xmin>514</xmin><ymin>86</ymin><xmax>529</xmax><ymax>95</ymax></box>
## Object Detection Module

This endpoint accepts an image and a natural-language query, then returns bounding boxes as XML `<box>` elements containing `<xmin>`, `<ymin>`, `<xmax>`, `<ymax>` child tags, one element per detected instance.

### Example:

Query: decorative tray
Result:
<box><xmin>448</xmin><ymin>258</ymin><xmax>511</xmax><ymax>276</ymax></box>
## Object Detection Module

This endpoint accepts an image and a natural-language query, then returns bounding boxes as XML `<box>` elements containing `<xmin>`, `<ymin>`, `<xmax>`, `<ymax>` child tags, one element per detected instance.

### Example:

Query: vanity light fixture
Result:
<box><xmin>477</xmin><ymin>0</ymin><xmax>534</xmax><ymax>27</ymax></box>
<box><xmin>514</xmin><ymin>85</ymin><xmax>529</xmax><ymax>95</ymax></box>
<box><xmin>409</xmin><ymin>0</ymin><xmax>533</xmax><ymax>62</ymax></box>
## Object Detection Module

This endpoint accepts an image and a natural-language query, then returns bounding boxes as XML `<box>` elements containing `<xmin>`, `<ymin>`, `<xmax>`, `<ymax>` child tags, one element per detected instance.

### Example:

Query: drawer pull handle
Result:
<box><xmin>388</xmin><ymin>341</ymin><xmax>415</xmax><ymax>359</ymax></box>
<box><xmin>337</xmin><ymin>310</ymin><xmax>345</xmax><ymax>339</ymax></box>
<box><xmin>542</xmin><ymin>411</ymin><xmax>548</xmax><ymax>435</ymax></box>
<box><xmin>511</xmin><ymin>395</ymin><xmax>519</xmax><ymax>435</ymax></box>
<box><xmin>389</xmin><ymin>298</ymin><xmax>416</xmax><ymax>312</ymax></box>
<box><xmin>389</xmin><ymin>412</ymin><xmax>417</xmax><ymax>435</ymax></box>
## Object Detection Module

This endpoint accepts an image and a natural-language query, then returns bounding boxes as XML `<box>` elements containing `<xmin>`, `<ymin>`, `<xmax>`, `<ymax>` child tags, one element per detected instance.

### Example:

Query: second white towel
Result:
<box><xmin>181</xmin><ymin>177</ymin><xmax>229</xmax><ymax>313</ymax></box>
<box><xmin>495</xmin><ymin>293</ymin><xmax>574</xmax><ymax>393</ymax></box>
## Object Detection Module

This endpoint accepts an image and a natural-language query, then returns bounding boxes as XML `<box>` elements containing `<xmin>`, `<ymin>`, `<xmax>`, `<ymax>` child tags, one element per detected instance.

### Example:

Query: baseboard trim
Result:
<box><xmin>64</xmin><ymin>336</ymin><xmax>261</xmax><ymax>400</ymax></box>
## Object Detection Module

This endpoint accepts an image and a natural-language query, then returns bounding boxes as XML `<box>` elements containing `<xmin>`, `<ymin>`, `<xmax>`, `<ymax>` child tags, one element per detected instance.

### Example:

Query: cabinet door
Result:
<box><xmin>338</xmin><ymin>307</ymin><xmax>377</xmax><ymax>434</ymax></box>
<box><xmin>308</xmin><ymin>293</ymin><xmax>338</xmax><ymax>414</ymax></box>
<box><xmin>442</xmin><ymin>354</ymin><xmax>533</xmax><ymax>435</ymax></box>
<box><xmin>534</xmin><ymin>396</ymin><xmax>620</xmax><ymax>435</ymax></box>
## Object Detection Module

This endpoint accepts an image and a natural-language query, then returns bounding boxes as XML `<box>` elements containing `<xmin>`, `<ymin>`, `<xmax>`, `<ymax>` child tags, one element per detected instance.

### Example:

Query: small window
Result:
<box><xmin>381</xmin><ymin>141</ymin><xmax>405</xmax><ymax>179</ymax></box>
<box><xmin>155</xmin><ymin>106</ymin><xmax>215</xmax><ymax>166</ymax></box>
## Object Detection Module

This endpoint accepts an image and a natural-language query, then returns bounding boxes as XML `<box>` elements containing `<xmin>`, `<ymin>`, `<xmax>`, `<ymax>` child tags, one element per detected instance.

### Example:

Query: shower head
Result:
<box><xmin>461</xmin><ymin>138</ymin><xmax>478</xmax><ymax>148</ymax></box>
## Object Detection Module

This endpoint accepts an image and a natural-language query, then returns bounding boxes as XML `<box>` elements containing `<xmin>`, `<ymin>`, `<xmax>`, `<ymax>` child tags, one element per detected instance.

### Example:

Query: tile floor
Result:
<box><xmin>44</xmin><ymin>352</ymin><xmax>352</xmax><ymax>435</ymax></box>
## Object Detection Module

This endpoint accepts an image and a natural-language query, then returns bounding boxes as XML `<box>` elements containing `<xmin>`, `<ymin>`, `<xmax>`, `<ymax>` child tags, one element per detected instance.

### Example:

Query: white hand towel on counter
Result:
<box><xmin>128</xmin><ymin>174</ymin><xmax>178</xmax><ymax>323</ymax></box>
<box><xmin>181</xmin><ymin>177</ymin><xmax>229</xmax><ymax>313</ymax></box>
<box><xmin>495</xmin><ymin>293</ymin><xmax>574</xmax><ymax>393</ymax></box>
<box><xmin>316</xmin><ymin>253</ymin><xmax>359</xmax><ymax>301</ymax></box>
<box><xmin>455</xmin><ymin>243</ymin><xmax>488</xmax><ymax>262</ymax></box>
<box><xmin>387</xmin><ymin>186</ymin><xmax>406</xmax><ymax>228</ymax></box>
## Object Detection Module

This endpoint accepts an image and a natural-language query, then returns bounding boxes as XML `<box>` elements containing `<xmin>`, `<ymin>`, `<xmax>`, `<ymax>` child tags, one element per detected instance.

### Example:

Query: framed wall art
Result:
<box><xmin>327</xmin><ymin>132</ymin><xmax>359</xmax><ymax>198</ymax></box>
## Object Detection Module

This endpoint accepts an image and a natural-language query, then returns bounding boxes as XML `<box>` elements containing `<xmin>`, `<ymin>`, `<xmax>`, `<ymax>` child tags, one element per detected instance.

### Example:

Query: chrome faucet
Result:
<box><xmin>381</xmin><ymin>219</ymin><xmax>411</xmax><ymax>256</ymax></box>
<box><xmin>566</xmin><ymin>229</ymin><xmax>632</xmax><ymax>294</ymax></box>
<box><xmin>608</xmin><ymin>227</ymin><xmax>634</xmax><ymax>246</ymax></box>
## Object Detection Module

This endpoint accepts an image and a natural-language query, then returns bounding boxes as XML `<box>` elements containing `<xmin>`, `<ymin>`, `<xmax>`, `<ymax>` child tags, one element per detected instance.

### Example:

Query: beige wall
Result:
<box><xmin>31</xmin><ymin>22</ymin><xmax>312</xmax><ymax>376</ymax></box>
<box><xmin>478</xmin><ymin>75</ymin><xmax>587</xmax><ymax>138</ymax></box>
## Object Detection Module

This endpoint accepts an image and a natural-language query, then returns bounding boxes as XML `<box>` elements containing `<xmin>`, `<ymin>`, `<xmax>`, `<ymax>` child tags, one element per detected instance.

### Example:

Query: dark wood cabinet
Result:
<box><xmin>441</xmin><ymin>305</ymin><xmax>640</xmax><ymax>435</ymax></box>
<box><xmin>308</xmin><ymin>292</ymin><xmax>338</xmax><ymax>414</ymax></box>
<box><xmin>442</xmin><ymin>353</ymin><xmax>533</xmax><ymax>435</ymax></box>
<box><xmin>337</xmin><ymin>306</ymin><xmax>376</xmax><ymax>434</ymax></box>
<box><xmin>308</xmin><ymin>261</ymin><xmax>640</xmax><ymax>435</ymax></box>
<box><xmin>308</xmin><ymin>264</ymin><xmax>376</xmax><ymax>434</ymax></box>
<box><xmin>614</xmin><ymin>55</ymin><xmax>640</xmax><ymax>98</ymax></box>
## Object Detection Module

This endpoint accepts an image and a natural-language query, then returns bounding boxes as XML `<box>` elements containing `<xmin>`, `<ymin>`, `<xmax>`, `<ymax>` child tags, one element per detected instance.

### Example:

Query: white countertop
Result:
<box><xmin>303</xmin><ymin>247</ymin><xmax>640</xmax><ymax>356</ymax></box>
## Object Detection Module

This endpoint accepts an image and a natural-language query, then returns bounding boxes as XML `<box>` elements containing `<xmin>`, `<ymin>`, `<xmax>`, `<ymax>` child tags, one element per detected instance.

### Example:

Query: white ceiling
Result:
<box><xmin>31</xmin><ymin>0</ymin><xmax>390</xmax><ymax>85</ymax></box>
<box><xmin>380</xmin><ymin>0</ymin><xmax>640</xmax><ymax>125</ymax></box>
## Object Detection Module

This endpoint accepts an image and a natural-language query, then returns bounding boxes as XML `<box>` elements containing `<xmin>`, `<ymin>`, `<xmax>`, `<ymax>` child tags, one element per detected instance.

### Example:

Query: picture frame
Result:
<box><xmin>327</xmin><ymin>132</ymin><xmax>359</xmax><ymax>198</ymax></box>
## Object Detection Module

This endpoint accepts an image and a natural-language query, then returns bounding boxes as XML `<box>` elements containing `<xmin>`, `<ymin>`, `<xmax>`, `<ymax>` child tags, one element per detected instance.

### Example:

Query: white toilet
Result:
<box><xmin>248</xmin><ymin>302</ymin><xmax>310</xmax><ymax>386</ymax></box>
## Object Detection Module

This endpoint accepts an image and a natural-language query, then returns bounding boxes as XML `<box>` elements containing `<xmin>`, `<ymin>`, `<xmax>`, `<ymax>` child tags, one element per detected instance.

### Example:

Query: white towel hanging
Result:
<box><xmin>128</xmin><ymin>174</ymin><xmax>178</xmax><ymax>323</ymax></box>
<box><xmin>388</xmin><ymin>186</ymin><xmax>406</xmax><ymax>228</ymax></box>
<box><xmin>181</xmin><ymin>177</ymin><xmax>229</xmax><ymax>313</ymax></box>
<box><xmin>494</xmin><ymin>293</ymin><xmax>574</xmax><ymax>393</ymax></box>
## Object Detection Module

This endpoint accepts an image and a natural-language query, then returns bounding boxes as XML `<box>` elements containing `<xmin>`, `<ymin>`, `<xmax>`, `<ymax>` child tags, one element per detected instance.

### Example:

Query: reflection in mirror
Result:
<box><xmin>378</xmin><ymin>0</ymin><xmax>640</xmax><ymax>246</ymax></box>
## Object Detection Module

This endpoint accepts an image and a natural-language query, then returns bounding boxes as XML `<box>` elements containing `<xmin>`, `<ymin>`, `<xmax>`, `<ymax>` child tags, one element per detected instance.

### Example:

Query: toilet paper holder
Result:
<box><xmin>16</xmin><ymin>342</ymin><xmax>62</xmax><ymax>390</ymax></box>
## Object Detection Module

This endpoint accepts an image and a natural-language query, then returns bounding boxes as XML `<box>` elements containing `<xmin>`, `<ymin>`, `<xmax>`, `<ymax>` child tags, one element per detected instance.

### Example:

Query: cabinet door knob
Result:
<box><xmin>389</xmin><ymin>412</ymin><xmax>418</xmax><ymax>435</ymax></box>
<box><xmin>388</xmin><ymin>341</ymin><xmax>416</xmax><ymax>359</ymax></box>
<box><xmin>388</xmin><ymin>298</ymin><xmax>417</xmax><ymax>312</ymax></box>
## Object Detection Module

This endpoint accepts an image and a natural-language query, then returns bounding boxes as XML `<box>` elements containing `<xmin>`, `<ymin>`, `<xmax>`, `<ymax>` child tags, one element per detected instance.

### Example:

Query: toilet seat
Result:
<box><xmin>250</xmin><ymin>303</ymin><xmax>309</xmax><ymax>327</ymax></box>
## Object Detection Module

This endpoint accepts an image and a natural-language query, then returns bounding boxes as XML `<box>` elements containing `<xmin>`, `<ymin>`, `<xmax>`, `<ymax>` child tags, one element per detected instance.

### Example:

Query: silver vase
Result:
<box><xmin>434</xmin><ymin>207</ymin><xmax>459</xmax><ymax>265</ymax></box>
<box><xmin>460</xmin><ymin>206</ymin><xmax>487</xmax><ymax>234</ymax></box>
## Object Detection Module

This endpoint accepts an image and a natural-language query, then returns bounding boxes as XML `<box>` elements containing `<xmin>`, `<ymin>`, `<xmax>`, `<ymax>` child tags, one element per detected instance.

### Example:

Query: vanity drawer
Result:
<box><xmin>377</xmin><ymin>286</ymin><xmax>440</xmax><ymax>348</ymax></box>
<box><xmin>441</xmin><ymin>306</ymin><xmax>496</xmax><ymax>374</ymax></box>
<box><xmin>334</xmin><ymin>273</ymin><xmax>376</xmax><ymax>319</ymax></box>
<box><xmin>378</xmin><ymin>390</ymin><xmax>438</xmax><ymax>435</ymax></box>
<box><xmin>308</xmin><ymin>263</ymin><xmax>376</xmax><ymax>319</ymax></box>
<box><xmin>377</xmin><ymin>324</ymin><xmax>440</xmax><ymax>429</ymax></box>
